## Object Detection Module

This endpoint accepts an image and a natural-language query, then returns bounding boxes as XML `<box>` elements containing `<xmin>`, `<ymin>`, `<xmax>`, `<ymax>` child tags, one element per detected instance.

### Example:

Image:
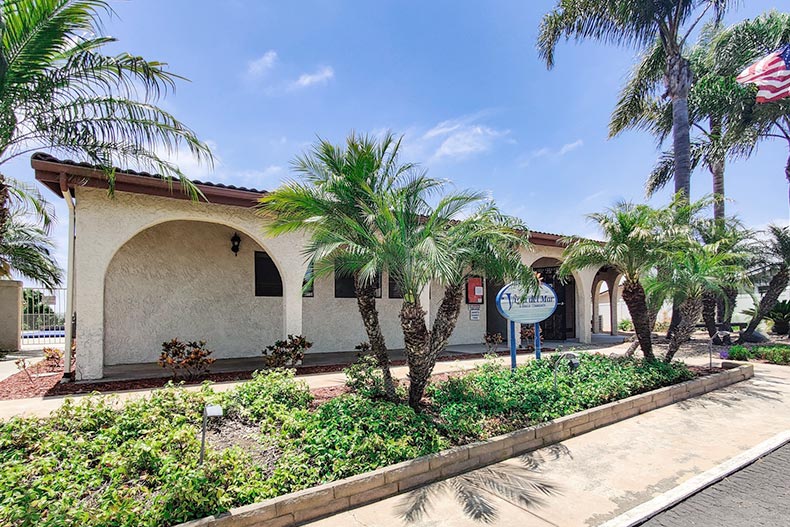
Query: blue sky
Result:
<box><xmin>8</xmin><ymin>0</ymin><xmax>789</xmax><ymax>277</ymax></box>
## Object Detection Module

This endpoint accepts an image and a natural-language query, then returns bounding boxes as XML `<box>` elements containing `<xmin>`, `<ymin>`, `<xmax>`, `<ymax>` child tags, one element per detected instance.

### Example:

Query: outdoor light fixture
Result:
<box><xmin>553</xmin><ymin>352</ymin><xmax>580</xmax><ymax>391</ymax></box>
<box><xmin>230</xmin><ymin>232</ymin><xmax>241</xmax><ymax>256</ymax></box>
<box><xmin>200</xmin><ymin>404</ymin><xmax>224</xmax><ymax>464</ymax></box>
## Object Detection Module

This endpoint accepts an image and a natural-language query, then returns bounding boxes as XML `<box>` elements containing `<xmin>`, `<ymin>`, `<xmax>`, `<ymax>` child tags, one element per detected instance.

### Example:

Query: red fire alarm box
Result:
<box><xmin>466</xmin><ymin>276</ymin><xmax>484</xmax><ymax>304</ymax></box>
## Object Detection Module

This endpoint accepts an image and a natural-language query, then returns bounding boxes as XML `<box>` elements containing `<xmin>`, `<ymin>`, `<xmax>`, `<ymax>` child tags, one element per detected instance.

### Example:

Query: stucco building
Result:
<box><xmin>33</xmin><ymin>153</ymin><xmax>622</xmax><ymax>381</ymax></box>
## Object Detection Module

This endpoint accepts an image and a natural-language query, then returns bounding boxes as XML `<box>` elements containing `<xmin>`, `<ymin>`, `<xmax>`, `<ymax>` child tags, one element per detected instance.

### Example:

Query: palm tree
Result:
<box><xmin>646</xmin><ymin>243</ymin><xmax>746</xmax><ymax>361</ymax></box>
<box><xmin>713</xmin><ymin>12</ymin><xmax>790</xmax><ymax>203</ymax></box>
<box><xmin>609</xmin><ymin>26</ymin><xmax>755</xmax><ymax>221</ymax></box>
<box><xmin>560</xmin><ymin>202</ymin><xmax>660</xmax><ymax>360</ymax></box>
<box><xmin>378</xmin><ymin>190</ymin><xmax>536</xmax><ymax>408</ymax></box>
<box><xmin>740</xmin><ymin>225</ymin><xmax>790</xmax><ymax>341</ymax></box>
<box><xmin>0</xmin><ymin>0</ymin><xmax>213</xmax><ymax>241</ymax></box>
<box><xmin>0</xmin><ymin>211</ymin><xmax>61</xmax><ymax>288</ymax></box>
<box><xmin>259</xmin><ymin>132</ymin><xmax>417</xmax><ymax>401</ymax></box>
<box><xmin>538</xmin><ymin>0</ymin><xmax>737</xmax><ymax>201</ymax></box>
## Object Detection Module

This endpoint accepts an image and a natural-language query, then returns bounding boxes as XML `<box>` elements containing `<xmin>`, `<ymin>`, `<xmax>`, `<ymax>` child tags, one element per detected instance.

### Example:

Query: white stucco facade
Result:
<box><xmin>34</xmin><ymin>157</ymin><xmax>605</xmax><ymax>380</ymax></box>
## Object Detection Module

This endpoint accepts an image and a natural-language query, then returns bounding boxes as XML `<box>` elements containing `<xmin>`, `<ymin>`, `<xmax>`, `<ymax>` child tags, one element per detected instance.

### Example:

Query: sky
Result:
<box><xmin>7</xmin><ymin>0</ymin><xmax>790</xmax><ymax>283</ymax></box>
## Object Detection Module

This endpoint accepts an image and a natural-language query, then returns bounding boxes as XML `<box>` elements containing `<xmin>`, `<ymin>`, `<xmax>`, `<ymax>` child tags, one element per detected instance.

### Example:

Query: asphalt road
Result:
<box><xmin>639</xmin><ymin>444</ymin><xmax>790</xmax><ymax>527</ymax></box>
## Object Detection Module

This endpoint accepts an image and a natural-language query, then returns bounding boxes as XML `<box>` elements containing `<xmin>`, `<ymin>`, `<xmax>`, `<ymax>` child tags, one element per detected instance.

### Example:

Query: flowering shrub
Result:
<box><xmin>263</xmin><ymin>334</ymin><xmax>312</xmax><ymax>368</ymax></box>
<box><xmin>158</xmin><ymin>339</ymin><xmax>215</xmax><ymax>379</ymax></box>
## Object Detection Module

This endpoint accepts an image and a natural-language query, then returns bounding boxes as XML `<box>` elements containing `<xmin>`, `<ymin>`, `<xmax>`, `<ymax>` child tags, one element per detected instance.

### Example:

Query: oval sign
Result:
<box><xmin>495</xmin><ymin>283</ymin><xmax>558</xmax><ymax>324</ymax></box>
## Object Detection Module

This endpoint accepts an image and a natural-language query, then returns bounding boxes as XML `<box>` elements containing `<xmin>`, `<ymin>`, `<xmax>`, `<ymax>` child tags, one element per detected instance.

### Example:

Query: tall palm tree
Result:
<box><xmin>538</xmin><ymin>0</ymin><xmax>738</xmax><ymax>201</ymax></box>
<box><xmin>259</xmin><ymin>132</ymin><xmax>417</xmax><ymax>401</ymax></box>
<box><xmin>713</xmin><ymin>12</ymin><xmax>790</xmax><ymax>204</ymax></box>
<box><xmin>609</xmin><ymin>26</ymin><xmax>755</xmax><ymax>221</ymax></box>
<box><xmin>740</xmin><ymin>225</ymin><xmax>790</xmax><ymax>341</ymax></box>
<box><xmin>646</xmin><ymin>243</ymin><xmax>746</xmax><ymax>361</ymax></box>
<box><xmin>0</xmin><ymin>0</ymin><xmax>213</xmax><ymax>241</ymax></box>
<box><xmin>0</xmin><ymin>210</ymin><xmax>61</xmax><ymax>288</ymax></box>
<box><xmin>560</xmin><ymin>202</ymin><xmax>661</xmax><ymax>360</ymax></box>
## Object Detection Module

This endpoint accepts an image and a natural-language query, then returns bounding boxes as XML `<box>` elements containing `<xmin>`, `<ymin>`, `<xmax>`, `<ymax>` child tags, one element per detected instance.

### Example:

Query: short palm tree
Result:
<box><xmin>374</xmin><ymin>185</ymin><xmax>536</xmax><ymax>408</ymax></box>
<box><xmin>259</xmin><ymin>132</ymin><xmax>417</xmax><ymax>401</ymax></box>
<box><xmin>538</xmin><ymin>0</ymin><xmax>738</xmax><ymax>201</ymax></box>
<box><xmin>646</xmin><ymin>243</ymin><xmax>746</xmax><ymax>361</ymax></box>
<box><xmin>560</xmin><ymin>202</ymin><xmax>660</xmax><ymax>360</ymax></box>
<box><xmin>0</xmin><ymin>211</ymin><xmax>61</xmax><ymax>288</ymax></box>
<box><xmin>0</xmin><ymin>0</ymin><xmax>213</xmax><ymax>242</ymax></box>
<box><xmin>741</xmin><ymin>225</ymin><xmax>790</xmax><ymax>341</ymax></box>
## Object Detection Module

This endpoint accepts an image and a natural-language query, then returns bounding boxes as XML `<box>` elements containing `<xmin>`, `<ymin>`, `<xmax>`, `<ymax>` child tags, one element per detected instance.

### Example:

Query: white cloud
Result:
<box><xmin>433</xmin><ymin>125</ymin><xmax>507</xmax><ymax>161</ymax></box>
<box><xmin>520</xmin><ymin>138</ymin><xmax>584</xmax><ymax>167</ymax></box>
<box><xmin>558</xmin><ymin>139</ymin><xmax>584</xmax><ymax>155</ymax></box>
<box><xmin>290</xmin><ymin>66</ymin><xmax>334</xmax><ymax>89</ymax></box>
<box><xmin>409</xmin><ymin>114</ymin><xmax>509</xmax><ymax>163</ymax></box>
<box><xmin>247</xmin><ymin>50</ymin><xmax>278</xmax><ymax>77</ymax></box>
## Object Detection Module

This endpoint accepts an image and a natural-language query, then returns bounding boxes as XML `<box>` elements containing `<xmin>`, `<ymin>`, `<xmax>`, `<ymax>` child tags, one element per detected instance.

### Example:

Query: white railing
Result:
<box><xmin>22</xmin><ymin>287</ymin><xmax>67</xmax><ymax>348</ymax></box>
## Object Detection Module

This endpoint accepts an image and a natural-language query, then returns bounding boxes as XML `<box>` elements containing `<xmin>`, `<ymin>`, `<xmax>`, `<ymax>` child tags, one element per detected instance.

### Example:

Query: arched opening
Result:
<box><xmin>531</xmin><ymin>257</ymin><xmax>576</xmax><ymax>341</ymax></box>
<box><xmin>103</xmin><ymin>220</ymin><xmax>284</xmax><ymax>366</ymax></box>
<box><xmin>592</xmin><ymin>266</ymin><xmax>622</xmax><ymax>336</ymax></box>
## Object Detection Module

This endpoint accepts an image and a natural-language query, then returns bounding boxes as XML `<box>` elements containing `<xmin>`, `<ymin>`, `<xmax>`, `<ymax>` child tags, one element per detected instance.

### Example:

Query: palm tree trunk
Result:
<box><xmin>702</xmin><ymin>290</ymin><xmax>718</xmax><ymax>337</ymax></box>
<box><xmin>720</xmin><ymin>286</ymin><xmax>738</xmax><ymax>331</ymax></box>
<box><xmin>354</xmin><ymin>277</ymin><xmax>396</xmax><ymax>400</ymax></box>
<box><xmin>741</xmin><ymin>266</ymin><xmax>790</xmax><ymax>341</ymax></box>
<box><xmin>667</xmin><ymin>53</ymin><xmax>693</xmax><ymax>199</ymax></box>
<box><xmin>621</xmin><ymin>279</ymin><xmax>655</xmax><ymax>361</ymax></box>
<box><xmin>665</xmin><ymin>297</ymin><xmax>703</xmax><ymax>363</ymax></box>
<box><xmin>0</xmin><ymin>174</ymin><xmax>9</xmax><ymax>243</ymax></box>
<box><xmin>428</xmin><ymin>283</ymin><xmax>464</xmax><ymax>359</ymax></box>
<box><xmin>400</xmin><ymin>299</ymin><xmax>431</xmax><ymax>409</ymax></box>
<box><xmin>710</xmin><ymin>117</ymin><xmax>726</xmax><ymax>221</ymax></box>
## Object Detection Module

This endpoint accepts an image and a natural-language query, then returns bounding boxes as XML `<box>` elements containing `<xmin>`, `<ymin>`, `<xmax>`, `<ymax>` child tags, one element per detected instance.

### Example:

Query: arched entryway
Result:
<box><xmin>591</xmin><ymin>266</ymin><xmax>622</xmax><ymax>336</ymax></box>
<box><xmin>531</xmin><ymin>257</ymin><xmax>576</xmax><ymax>341</ymax></box>
<box><xmin>103</xmin><ymin>220</ymin><xmax>285</xmax><ymax>366</ymax></box>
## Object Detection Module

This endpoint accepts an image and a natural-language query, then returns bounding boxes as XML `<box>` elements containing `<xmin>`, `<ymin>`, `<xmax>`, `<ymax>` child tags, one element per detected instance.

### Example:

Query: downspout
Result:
<box><xmin>59</xmin><ymin>173</ymin><xmax>76</xmax><ymax>382</ymax></box>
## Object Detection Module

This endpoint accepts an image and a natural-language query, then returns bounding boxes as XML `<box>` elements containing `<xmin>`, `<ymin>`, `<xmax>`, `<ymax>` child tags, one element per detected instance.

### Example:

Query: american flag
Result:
<box><xmin>736</xmin><ymin>44</ymin><xmax>790</xmax><ymax>103</ymax></box>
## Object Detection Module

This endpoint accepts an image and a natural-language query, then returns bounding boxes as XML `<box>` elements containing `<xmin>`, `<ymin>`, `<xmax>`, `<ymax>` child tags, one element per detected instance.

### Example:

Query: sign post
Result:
<box><xmin>495</xmin><ymin>283</ymin><xmax>558</xmax><ymax>371</ymax></box>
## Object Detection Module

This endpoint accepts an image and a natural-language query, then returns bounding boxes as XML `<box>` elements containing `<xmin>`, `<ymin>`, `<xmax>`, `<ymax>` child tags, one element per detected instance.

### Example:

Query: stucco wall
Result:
<box><xmin>104</xmin><ymin>221</ymin><xmax>283</xmax><ymax>365</ymax></box>
<box><xmin>429</xmin><ymin>281</ymin><xmax>486</xmax><ymax>346</ymax></box>
<box><xmin>0</xmin><ymin>280</ymin><xmax>22</xmax><ymax>350</ymax></box>
<box><xmin>303</xmin><ymin>272</ymin><xmax>405</xmax><ymax>352</ymax></box>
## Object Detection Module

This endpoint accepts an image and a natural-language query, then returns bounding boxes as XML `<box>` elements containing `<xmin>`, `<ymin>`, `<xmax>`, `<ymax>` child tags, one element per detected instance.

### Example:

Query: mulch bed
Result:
<box><xmin>0</xmin><ymin>348</ymin><xmax>548</xmax><ymax>401</ymax></box>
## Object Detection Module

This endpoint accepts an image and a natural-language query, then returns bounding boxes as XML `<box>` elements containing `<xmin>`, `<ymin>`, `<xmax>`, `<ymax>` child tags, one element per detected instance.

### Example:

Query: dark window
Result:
<box><xmin>388</xmin><ymin>275</ymin><xmax>403</xmax><ymax>299</ymax></box>
<box><xmin>335</xmin><ymin>271</ymin><xmax>382</xmax><ymax>298</ymax></box>
<box><xmin>255</xmin><ymin>251</ymin><xmax>283</xmax><ymax>296</ymax></box>
<box><xmin>303</xmin><ymin>263</ymin><xmax>314</xmax><ymax>297</ymax></box>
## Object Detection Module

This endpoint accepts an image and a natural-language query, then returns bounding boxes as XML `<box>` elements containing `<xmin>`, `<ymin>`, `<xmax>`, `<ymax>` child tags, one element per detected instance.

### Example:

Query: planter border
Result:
<box><xmin>178</xmin><ymin>364</ymin><xmax>754</xmax><ymax>527</ymax></box>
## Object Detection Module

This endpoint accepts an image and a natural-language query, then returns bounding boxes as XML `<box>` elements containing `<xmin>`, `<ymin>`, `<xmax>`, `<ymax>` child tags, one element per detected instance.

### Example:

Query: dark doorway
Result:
<box><xmin>534</xmin><ymin>265</ymin><xmax>576</xmax><ymax>341</ymax></box>
<box><xmin>485</xmin><ymin>280</ymin><xmax>508</xmax><ymax>339</ymax></box>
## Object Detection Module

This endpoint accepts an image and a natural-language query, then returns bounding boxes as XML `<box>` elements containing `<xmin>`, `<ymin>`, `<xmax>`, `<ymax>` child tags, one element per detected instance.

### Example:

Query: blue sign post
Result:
<box><xmin>495</xmin><ymin>283</ymin><xmax>558</xmax><ymax>371</ymax></box>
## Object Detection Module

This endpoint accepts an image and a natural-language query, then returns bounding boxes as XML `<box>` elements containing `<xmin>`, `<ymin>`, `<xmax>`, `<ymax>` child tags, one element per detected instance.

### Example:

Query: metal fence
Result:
<box><xmin>22</xmin><ymin>287</ymin><xmax>67</xmax><ymax>348</ymax></box>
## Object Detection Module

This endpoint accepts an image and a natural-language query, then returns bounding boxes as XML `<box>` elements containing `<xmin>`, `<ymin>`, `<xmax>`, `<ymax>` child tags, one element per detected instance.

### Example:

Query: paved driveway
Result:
<box><xmin>639</xmin><ymin>444</ymin><xmax>790</xmax><ymax>527</ymax></box>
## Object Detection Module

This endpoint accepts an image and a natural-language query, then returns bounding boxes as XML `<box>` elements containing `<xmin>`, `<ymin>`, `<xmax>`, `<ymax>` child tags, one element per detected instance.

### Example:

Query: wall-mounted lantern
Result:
<box><xmin>230</xmin><ymin>233</ymin><xmax>241</xmax><ymax>256</ymax></box>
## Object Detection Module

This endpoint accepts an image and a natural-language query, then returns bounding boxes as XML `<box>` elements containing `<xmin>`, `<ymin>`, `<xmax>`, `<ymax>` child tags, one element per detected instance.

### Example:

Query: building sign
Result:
<box><xmin>495</xmin><ymin>283</ymin><xmax>558</xmax><ymax>324</ymax></box>
<box><xmin>469</xmin><ymin>305</ymin><xmax>481</xmax><ymax>321</ymax></box>
<box><xmin>466</xmin><ymin>276</ymin><xmax>484</xmax><ymax>304</ymax></box>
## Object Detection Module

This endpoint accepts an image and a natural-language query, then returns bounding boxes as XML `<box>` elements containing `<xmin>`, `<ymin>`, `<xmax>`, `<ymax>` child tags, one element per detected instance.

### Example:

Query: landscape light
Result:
<box><xmin>200</xmin><ymin>404</ymin><xmax>224</xmax><ymax>464</ymax></box>
<box><xmin>553</xmin><ymin>352</ymin><xmax>580</xmax><ymax>391</ymax></box>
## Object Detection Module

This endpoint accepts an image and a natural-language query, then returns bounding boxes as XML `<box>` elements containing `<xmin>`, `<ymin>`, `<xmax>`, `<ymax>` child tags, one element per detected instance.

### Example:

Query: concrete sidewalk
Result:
<box><xmin>0</xmin><ymin>350</ymin><xmax>558</xmax><ymax>420</ymax></box>
<box><xmin>303</xmin><ymin>361</ymin><xmax>790</xmax><ymax>527</ymax></box>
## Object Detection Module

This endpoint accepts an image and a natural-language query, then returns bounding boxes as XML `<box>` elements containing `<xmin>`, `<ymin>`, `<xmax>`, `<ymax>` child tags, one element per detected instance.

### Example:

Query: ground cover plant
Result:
<box><xmin>726</xmin><ymin>344</ymin><xmax>790</xmax><ymax>365</ymax></box>
<box><xmin>0</xmin><ymin>356</ymin><xmax>693</xmax><ymax>527</ymax></box>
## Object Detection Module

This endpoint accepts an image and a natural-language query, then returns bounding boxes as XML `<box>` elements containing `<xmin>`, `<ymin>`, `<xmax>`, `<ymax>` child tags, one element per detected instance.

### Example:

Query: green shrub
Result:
<box><xmin>262</xmin><ymin>334</ymin><xmax>312</xmax><ymax>367</ymax></box>
<box><xmin>221</xmin><ymin>369</ymin><xmax>313</xmax><ymax>425</ymax></box>
<box><xmin>427</xmin><ymin>354</ymin><xmax>693</xmax><ymax>442</ymax></box>
<box><xmin>344</xmin><ymin>354</ymin><xmax>385</xmax><ymax>399</ymax></box>
<box><xmin>276</xmin><ymin>394</ymin><xmax>447</xmax><ymax>485</ymax></box>
<box><xmin>618</xmin><ymin>319</ymin><xmax>634</xmax><ymax>331</ymax></box>
<box><xmin>760</xmin><ymin>346</ymin><xmax>790</xmax><ymax>365</ymax></box>
<box><xmin>727</xmin><ymin>345</ymin><xmax>753</xmax><ymax>361</ymax></box>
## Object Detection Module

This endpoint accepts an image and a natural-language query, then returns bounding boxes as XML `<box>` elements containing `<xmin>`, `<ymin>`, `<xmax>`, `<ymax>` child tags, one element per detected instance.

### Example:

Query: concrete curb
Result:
<box><xmin>177</xmin><ymin>364</ymin><xmax>754</xmax><ymax>527</ymax></box>
<box><xmin>599</xmin><ymin>427</ymin><xmax>790</xmax><ymax>527</ymax></box>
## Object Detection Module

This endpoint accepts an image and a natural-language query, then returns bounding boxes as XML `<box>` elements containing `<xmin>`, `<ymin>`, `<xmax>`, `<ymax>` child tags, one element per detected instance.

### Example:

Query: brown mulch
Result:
<box><xmin>0</xmin><ymin>347</ymin><xmax>548</xmax><ymax>402</ymax></box>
